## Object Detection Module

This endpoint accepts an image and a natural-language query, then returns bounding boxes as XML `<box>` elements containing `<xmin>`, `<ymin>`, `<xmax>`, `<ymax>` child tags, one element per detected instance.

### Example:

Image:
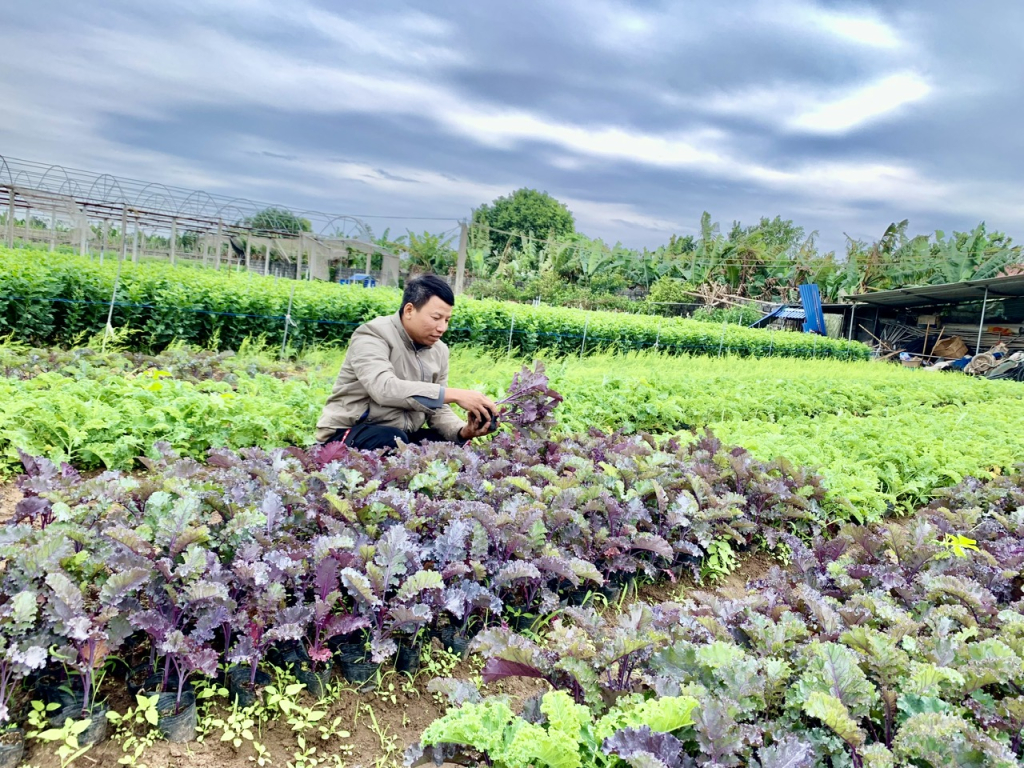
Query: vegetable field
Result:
<box><xmin>2</xmin><ymin>341</ymin><xmax>1022</xmax><ymax>518</ymax></box>
<box><xmin>0</xmin><ymin>248</ymin><xmax>868</xmax><ymax>360</ymax></box>
<box><xmin>0</xmin><ymin>250</ymin><xmax>1022</xmax><ymax>768</ymax></box>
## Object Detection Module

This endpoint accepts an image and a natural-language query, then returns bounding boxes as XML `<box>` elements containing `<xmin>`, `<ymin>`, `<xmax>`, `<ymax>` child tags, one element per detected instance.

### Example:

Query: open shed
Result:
<box><xmin>846</xmin><ymin>274</ymin><xmax>1024</xmax><ymax>356</ymax></box>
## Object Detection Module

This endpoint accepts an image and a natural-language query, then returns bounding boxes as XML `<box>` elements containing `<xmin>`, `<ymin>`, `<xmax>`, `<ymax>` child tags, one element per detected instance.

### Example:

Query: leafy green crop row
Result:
<box><xmin>1</xmin><ymin>341</ymin><xmax>1022</xmax><ymax>521</ymax></box>
<box><xmin>0</xmin><ymin>247</ymin><xmax>868</xmax><ymax>360</ymax></box>
<box><xmin>0</xmin><ymin>369</ymin><xmax>324</xmax><ymax>472</ymax></box>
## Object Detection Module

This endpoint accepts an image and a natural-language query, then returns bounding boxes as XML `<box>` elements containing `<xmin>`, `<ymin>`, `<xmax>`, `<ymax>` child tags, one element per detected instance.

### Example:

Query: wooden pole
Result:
<box><xmin>49</xmin><ymin>206</ymin><xmax>57</xmax><ymax>252</ymax></box>
<box><xmin>858</xmin><ymin>324</ymin><xmax>887</xmax><ymax>347</ymax></box>
<box><xmin>5</xmin><ymin>193</ymin><xmax>14</xmax><ymax>248</ymax></box>
<box><xmin>119</xmin><ymin>208</ymin><xmax>128</xmax><ymax>262</ymax></box>
<box><xmin>215</xmin><ymin>221</ymin><xmax>223</xmax><ymax>270</ymax></box>
<box><xmin>100</xmin><ymin>220</ymin><xmax>108</xmax><ymax>264</ymax></box>
<box><xmin>170</xmin><ymin>218</ymin><xmax>177</xmax><ymax>265</ymax></box>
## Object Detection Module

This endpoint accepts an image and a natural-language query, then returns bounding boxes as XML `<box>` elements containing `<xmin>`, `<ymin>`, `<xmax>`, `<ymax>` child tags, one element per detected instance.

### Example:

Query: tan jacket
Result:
<box><xmin>315</xmin><ymin>313</ymin><xmax>466</xmax><ymax>443</ymax></box>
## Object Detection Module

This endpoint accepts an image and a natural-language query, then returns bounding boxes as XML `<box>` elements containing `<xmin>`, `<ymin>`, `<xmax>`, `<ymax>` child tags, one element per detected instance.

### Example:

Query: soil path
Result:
<box><xmin>20</xmin><ymin>552</ymin><xmax>776</xmax><ymax>768</ymax></box>
<box><xmin>21</xmin><ymin>663</ymin><xmax>544</xmax><ymax>768</ymax></box>
<box><xmin>0</xmin><ymin>482</ymin><xmax>20</xmax><ymax>523</ymax></box>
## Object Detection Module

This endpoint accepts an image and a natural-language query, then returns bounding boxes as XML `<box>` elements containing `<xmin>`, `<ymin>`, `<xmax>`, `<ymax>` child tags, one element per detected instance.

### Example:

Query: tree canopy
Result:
<box><xmin>473</xmin><ymin>188</ymin><xmax>576</xmax><ymax>253</ymax></box>
<box><xmin>243</xmin><ymin>207</ymin><xmax>313</xmax><ymax>236</ymax></box>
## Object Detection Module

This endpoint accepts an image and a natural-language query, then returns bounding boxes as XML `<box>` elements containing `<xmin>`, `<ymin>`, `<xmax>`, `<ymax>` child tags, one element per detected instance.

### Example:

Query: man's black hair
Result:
<box><xmin>400</xmin><ymin>275</ymin><xmax>455</xmax><ymax>312</ymax></box>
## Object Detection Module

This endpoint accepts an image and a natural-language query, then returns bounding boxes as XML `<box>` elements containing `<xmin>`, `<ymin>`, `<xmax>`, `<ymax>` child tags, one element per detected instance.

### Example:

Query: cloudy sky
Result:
<box><xmin>1</xmin><ymin>0</ymin><xmax>1021</xmax><ymax>252</ymax></box>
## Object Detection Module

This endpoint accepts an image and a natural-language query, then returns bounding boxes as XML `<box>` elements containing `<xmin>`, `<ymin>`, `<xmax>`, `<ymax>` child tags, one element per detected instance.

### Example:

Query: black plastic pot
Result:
<box><xmin>609</xmin><ymin>572</ymin><xmax>638</xmax><ymax>598</ymax></box>
<box><xmin>40</xmin><ymin>684</ymin><xmax>84</xmax><ymax>712</ymax></box>
<box><xmin>395</xmin><ymin>641</ymin><xmax>422</xmax><ymax>675</ymax></box>
<box><xmin>338</xmin><ymin>655</ymin><xmax>380</xmax><ymax>689</ymax></box>
<box><xmin>136</xmin><ymin>671</ymin><xmax>193</xmax><ymax>698</ymax></box>
<box><xmin>268</xmin><ymin>640</ymin><xmax>307</xmax><ymax>669</ymax></box>
<box><xmin>438</xmin><ymin>627</ymin><xmax>471</xmax><ymax>658</ymax></box>
<box><xmin>292</xmin><ymin>662</ymin><xmax>333</xmax><ymax>699</ymax></box>
<box><xmin>47</xmin><ymin>694</ymin><xmax>88</xmax><ymax>728</ymax></box>
<box><xmin>670</xmin><ymin>554</ymin><xmax>701</xmax><ymax>578</ymax></box>
<box><xmin>226</xmin><ymin>666</ymin><xmax>271</xmax><ymax>709</ymax></box>
<box><xmin>328</xmin><ymin>630</ymin><xmax>369</xmax><ymax>658</ymax></box>
<box><xmin>34</xmin><ymin>672</ymin><xmax>84</xmax><ymax>711</ymax></box>
<box><xmin>0</xmin><ymin>729</ymin><xmax>24</xmax><ymax>768</ymax></box>
<box><xmin>156</xmin><ymin>691</ymin><xmax>197</xmax><ymax>743</ymax></box>
<box><xmin>561</xmin><ymin>587</ymin><xmax>594</xmax><ymax>607</ymax></box>
<box><xmin>597</xmin><ymin>583</ymin><xmax>622</xmax><ymax>603</ymax></box>
<box><xmin>125</xmin><ymin>664</ymin><xmax>154</xmax><ymax>698</ymax></box>
<box><xmin>54</xmin><ymin>703</ymin><xmax>109</xmax><ymax>745</ymax></box>
<box><xmin>506</xmin><ymin>613</ymin><xmax>536</xmax><ymax>632</ymax></box>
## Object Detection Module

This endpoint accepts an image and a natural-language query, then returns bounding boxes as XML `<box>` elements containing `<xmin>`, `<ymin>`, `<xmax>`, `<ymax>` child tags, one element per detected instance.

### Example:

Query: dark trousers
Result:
<box><xmin>326</xmin><ymin>422</ymin><xmax>457</xmax><ymax>452</ymax></box>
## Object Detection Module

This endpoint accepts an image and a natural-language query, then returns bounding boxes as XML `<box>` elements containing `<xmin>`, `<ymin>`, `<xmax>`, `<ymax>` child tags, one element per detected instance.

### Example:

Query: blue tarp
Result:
<box><xmin>339</xmin><ymin>273</ymin><xmax>377</xmax><ymax>287</ymax></box>
<box><xmin>799</xmin><ymin>284</ymin><xmax>826</xmax><ymax>335</ymax></box>
<box><xmin>749</xmin><ymin>305</ymin><xmax>787</xmax><ymax>329</ymax></box>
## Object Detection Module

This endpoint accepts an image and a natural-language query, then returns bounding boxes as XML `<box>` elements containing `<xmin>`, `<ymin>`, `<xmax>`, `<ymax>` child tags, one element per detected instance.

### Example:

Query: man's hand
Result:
<box><xmin>459</xmin><ymin>410</ymin><xmax>497</xmax><ymax>440</ymax></box>
<box><xmin>445</xmin><ymin>388</ymin><xmax>498</xmax><ymax>438</ymax></box>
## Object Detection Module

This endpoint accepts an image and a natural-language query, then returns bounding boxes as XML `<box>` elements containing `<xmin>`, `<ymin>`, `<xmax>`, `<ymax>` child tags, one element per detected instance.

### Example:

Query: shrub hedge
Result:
<box><xmin>0</xmin><ymin>249</ymin><xmax>869</xmax><ymax>360</ymax></box>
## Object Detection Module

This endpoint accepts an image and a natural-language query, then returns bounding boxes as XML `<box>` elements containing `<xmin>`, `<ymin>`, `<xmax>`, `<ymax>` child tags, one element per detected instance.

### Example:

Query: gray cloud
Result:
<box><xmin>0</xmin><ymin>0</ymin><xmax>1021</xmax><ymax>252</ymax></box>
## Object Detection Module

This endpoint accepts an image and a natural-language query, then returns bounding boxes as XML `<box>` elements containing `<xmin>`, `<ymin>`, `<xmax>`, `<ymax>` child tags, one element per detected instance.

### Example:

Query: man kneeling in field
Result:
<box><xmin>315</xmin><ymin>275</ymin><xmax>498</xmax><ymax>451</ymax></box>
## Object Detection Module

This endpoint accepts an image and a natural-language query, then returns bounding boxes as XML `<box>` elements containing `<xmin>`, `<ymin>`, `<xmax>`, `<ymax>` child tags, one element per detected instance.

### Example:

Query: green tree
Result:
<box><xmin>397</xmin><ymin>230</ymin><xmax>458</xmax><ymax>276</ymax></box>
<box><xmin>473</xmin><ymin>189</ymin><xmax>575</xmax><ymax>254</ymax></box>
<box><xmin>243</xmin><ymin>207</ymin><xmax>312</xmax><ymax>236</ymax></box>
<box><xmin>666</xmin><ymin>233</ymin><xmax>696</xmax><ymax>255</ymax></box>
<box><xmin>729</xmin><ymin>216</ymin><xmax>806</xmax><ymax>258</ymax></box>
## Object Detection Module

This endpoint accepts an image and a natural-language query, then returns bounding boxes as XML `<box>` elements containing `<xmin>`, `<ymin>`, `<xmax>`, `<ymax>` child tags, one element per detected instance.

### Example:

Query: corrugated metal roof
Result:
<box><xmin>777</xmin><ymin>307</ymin><xmax>806</xmax><ymax>319</ymax></box>
<box><xmin>847</xmin><ymin>274</ymin><xmax>1024</xmax><ymax>309</ymax></box>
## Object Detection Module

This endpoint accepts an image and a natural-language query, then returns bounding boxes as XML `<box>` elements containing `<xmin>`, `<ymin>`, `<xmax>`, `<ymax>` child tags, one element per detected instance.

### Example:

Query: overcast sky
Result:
<box><xmin>1</xmin><ymin>0</ymin><xmax>1022</xmax><ymax>253</ymax></box>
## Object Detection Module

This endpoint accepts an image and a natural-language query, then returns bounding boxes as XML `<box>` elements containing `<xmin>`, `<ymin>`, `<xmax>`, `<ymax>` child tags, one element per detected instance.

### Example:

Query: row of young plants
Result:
<box><xmin>414</xmin><ymin>469</ymin><xmax>1024</xmax><ymax>767</ymax></box>
<box><xmin>4</xmin><ymin>338</ymin><xmax>1024</xmax><ymax>519</ymax></box>
<box><xmin>9</xmin><ymin>340</ymin><xmax>1014</xmax><ymax>428</ymax></box>
<box><xmin>0</xmin><ymin>366</ymin><xmax>834</xmax><ymax>754</ymax></box>
<box><xmin>0</xmin><ymin>363</ymin><xmax>323</xmax><ymax>473</ymax></box>
<box><xmin>0</xmin><ymin>248</ymin><xmax>868</xmax><ymax>360</ymax></box>
<box><xmin>0</xmin><ymin>339</ymin><xmax>313</xmax><ymax>384</ymax></box>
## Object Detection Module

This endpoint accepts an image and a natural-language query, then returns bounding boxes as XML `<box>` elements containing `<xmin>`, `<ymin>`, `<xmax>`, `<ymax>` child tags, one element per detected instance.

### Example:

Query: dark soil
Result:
<box><xmin>20</xmin><ymin>554</ymin><xmax>770</xmax><ymax>768</ymax></box>
<box><xmin>631</xmin><ymin>550</ymin><xmax>778</xmax><ymax>605</ymax></box>
<box><xmin>21</xmin><ymin>652</ymin><xmax>545</xmax><ymax>768</ymax></box>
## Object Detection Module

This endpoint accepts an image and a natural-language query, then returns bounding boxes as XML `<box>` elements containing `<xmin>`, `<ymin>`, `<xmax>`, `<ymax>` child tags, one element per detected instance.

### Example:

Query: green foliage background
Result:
<box><xmin>0</xmin><ymin>249</ymin><xmax>867</xmax><ymax>360</ymax></box>
<box><xmin>472</xmin><ymin>188</ymin><xmax>576</xmax><ymax>254</ymax></box>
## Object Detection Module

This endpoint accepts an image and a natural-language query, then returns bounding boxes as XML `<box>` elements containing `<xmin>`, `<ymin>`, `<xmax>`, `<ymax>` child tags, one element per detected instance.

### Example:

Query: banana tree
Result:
<box><xmin>926</xmin><ymin>224</ymin><xmax>1020</xmax><ymax>284</ymax></box>
<box><xmin>578</xmin><ymin>238</ymin><xmax>619</xmax><ymax>286</ymax></box>
<box><xmin>399</xmin><ymin>230</ymin><xmax>458</xmax><ymax>277</ymax></box>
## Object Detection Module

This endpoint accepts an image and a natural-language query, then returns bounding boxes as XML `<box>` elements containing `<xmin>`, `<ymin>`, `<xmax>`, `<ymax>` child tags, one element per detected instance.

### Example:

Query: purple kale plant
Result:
<box><xmin>495</xmin><ymin>361</ymin><xmax>563</xmax><ymax>438</ymax></box>
<box><xmin>300</xmin><ymin>557</ymin><xmax>368</xmax><ymax>670</ymax></box>
<box><xmin>0</xmin><ymin>591</ymin><xmax>47</xmax><ymax>728</ymax></box>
